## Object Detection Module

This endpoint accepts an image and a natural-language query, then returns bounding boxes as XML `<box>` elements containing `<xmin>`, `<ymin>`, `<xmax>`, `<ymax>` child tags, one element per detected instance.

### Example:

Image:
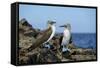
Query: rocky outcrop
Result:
<box><xmin>18</xmin><ymin>19</ymin><xmax>62</xmax><ymax>65</ymax></box>
<box><xmin>18</xmin><ymin>19</ymin><xmax>96</xmax><ymax>65</ymax></box>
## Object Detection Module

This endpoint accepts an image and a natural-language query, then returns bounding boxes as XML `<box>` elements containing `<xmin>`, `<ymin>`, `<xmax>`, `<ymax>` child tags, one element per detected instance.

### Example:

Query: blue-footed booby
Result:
<box><xmin>27</xmin><ymin>21</ymin><xmax>56</xmax><ymax>51</ymax></box>
<box><xmin>60</xmin><ymin>23</ymin><xmax>71</xmax><ymax>52</ymax></box>
<box><xmin>43</xmin><ymin>20</ymin><xmax>56</xmax><ymax>48</ymax></box>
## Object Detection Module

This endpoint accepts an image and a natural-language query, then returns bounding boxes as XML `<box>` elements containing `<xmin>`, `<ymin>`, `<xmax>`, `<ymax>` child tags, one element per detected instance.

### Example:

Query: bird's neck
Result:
<box><xmin>47</xmin><ymin>25</ymin><xmax>54</xmax><ymax>29</ymax></box>
<box><xmin>47</xmin><ymin>24</ymin><xmax>51</xmax><ymax>29</ymax></box>
<box><xmin>48</xmin><ymin>25</ymin><xmax>55</xmax><ymax>34</ymax></box>
<box><xmin>64</xmin><ymin>27</ymin><xmax>67</xmax><ymax>30</ymax></box>
<box><xmin>51</xmin><ymin>25</ymin><xmax>55</xmax><ymax>32</ymax></box>
<box><xmin>63</xmin><ymin>28</ymin><xmax>70</xmax><ymax>36</ymax></box>
<box><xmin>44</xmin><ymin>25</ymin><xmax>55</xmax><ymax>44</ymax></box>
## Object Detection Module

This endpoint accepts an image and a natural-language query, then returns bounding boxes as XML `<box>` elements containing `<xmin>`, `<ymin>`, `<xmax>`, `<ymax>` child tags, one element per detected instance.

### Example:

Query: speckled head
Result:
<box><xmin>47</xmin><ymin>20</ymin><xmax>56</xmax><ymax>25</ymax></box>
<box><xmin>60</xmin><ymin>23</ymin><xmax>71</xmax><ymax>30</ymax></box>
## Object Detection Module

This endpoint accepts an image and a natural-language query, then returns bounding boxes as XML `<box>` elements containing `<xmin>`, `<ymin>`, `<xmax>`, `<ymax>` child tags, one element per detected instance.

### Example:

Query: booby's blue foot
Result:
<box><xmin>43</xmin><ymin>44</ymin><xmax>51</xmax><ymax>49</ymax></box>
<box><xmin>62</xmin><ymin>47</ymin><xmax>71</xmax><ymax>53</ymax></box>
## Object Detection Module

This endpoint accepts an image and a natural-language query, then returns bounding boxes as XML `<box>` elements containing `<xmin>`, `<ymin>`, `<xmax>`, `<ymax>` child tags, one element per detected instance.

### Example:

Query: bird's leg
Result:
<box><xmin>42</xmin><ymin>43</ymin><xmax>46</xmax><ymax>47</ymax></box>
<box><xmin>66</xmin><ymin>47</ymin><xmax>71</xmax><ymax>52</ymax></box>
<box><xmin>61</xmin><ymin>45</ymin><xmax>65</xmax><ymax>59</ymax></box>
<box><xmin>62</xmin><ymin>45</ymin><xmax>67</xmax><ymax>52</ymax></box>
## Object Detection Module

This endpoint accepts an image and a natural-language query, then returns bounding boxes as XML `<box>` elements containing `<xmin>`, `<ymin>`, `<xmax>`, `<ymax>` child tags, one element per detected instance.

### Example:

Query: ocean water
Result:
<box><xmin>72</xmin><ymin>33</ymin><xmax>96</xmax><ymax>49</ymax></box>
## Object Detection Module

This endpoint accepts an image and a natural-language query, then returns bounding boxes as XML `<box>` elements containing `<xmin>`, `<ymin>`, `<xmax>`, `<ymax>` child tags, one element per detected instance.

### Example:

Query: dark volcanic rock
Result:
<box><xmin>18</xmin><ymin>19</ymin><xmax>62</xmax><ymax>64</ymax></box>
<box><xmin>18</xmin><ymin>19</ymin><xmax>96</xmax><ymax>65</ymax></box>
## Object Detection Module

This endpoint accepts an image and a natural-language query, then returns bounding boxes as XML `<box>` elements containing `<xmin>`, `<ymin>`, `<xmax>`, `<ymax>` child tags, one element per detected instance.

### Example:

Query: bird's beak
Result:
<box><xmin>52</xmin><ymin>22</ymin><xmax>56</xmax><ymax>24</ymax></box>
<box><xmin>50</xmin><ymin>22</ymin><xmax>56</xmax><ymax>25</ymax></box>
<box><xmin>59</xmin><ymin>25</ymin><xmax>65</xmax><ymax>27</ymax></box>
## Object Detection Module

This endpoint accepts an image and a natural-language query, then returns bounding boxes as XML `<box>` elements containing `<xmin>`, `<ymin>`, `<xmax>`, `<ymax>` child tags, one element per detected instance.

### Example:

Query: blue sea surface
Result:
<box><xmin>72</xmin><ymin>33</ymin><xmax>96</xmax><ymax>49</ymax></box>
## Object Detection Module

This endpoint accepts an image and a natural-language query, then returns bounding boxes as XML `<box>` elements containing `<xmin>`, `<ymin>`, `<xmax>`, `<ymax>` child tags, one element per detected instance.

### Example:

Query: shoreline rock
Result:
<box><xmin>18</xmin><ymin>19</ymin><xmax>96</xmax><ymax>65</ymax></box>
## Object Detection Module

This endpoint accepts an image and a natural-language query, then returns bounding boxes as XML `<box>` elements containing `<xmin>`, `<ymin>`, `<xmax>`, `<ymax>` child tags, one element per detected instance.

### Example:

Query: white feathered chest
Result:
<box><xmin>61</xmin><ymin>28</ymin><xmax>71</xmax><ymax>45</ymax></box>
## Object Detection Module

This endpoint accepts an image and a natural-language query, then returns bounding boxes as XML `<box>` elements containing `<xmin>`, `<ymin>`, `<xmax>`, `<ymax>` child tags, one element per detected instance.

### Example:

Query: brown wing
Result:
<box><xmin>59</xmin><ymin>35</ymin><xmax>63</xmax><ymax>45</ymax></box>
<box><xmin>27</xmin><ymin>27</ymin><xmax>52</xmax><ymax>52</ymax></box>
<box><xmin>69</xmin><ymin>34</ymin><xmax>72</xmax><ymax>44</ymax></box>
